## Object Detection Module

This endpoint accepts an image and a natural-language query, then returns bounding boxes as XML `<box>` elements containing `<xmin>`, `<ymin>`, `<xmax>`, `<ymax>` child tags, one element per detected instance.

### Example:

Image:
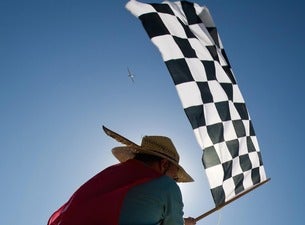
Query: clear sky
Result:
<box><xmin>1</xmin><ymin>0</ymin><xmax>305</xmax><ymax>224</ymax></box>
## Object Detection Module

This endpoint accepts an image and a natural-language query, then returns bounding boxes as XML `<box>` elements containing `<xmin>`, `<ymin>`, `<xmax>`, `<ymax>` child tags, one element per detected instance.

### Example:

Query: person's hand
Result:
<box><xmin>184</xmin><ymin>217</ymin><xmax>196</xmax><ymax>225</ymax></box>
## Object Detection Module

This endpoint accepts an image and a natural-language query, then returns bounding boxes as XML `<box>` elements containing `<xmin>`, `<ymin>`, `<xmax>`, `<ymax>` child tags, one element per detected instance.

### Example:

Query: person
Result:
<box><xmin>47</xmin><ymin>126</ymin><xmax>197</xmax><ymax>225</ymax></box>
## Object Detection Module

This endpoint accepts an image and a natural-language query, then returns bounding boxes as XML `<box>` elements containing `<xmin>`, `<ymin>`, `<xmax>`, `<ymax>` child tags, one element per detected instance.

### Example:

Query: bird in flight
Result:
<box><xmin>127</xmin><ymin>67</ymin><xmax>135</xmax><ymax>83</ymax></box>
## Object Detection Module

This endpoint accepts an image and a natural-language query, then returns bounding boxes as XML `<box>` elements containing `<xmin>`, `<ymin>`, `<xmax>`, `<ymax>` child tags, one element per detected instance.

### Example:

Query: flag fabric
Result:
<box><xmin>126</xmin><ymin>0</ymin><xmax>267</xmax><ymax>207</ymax></box>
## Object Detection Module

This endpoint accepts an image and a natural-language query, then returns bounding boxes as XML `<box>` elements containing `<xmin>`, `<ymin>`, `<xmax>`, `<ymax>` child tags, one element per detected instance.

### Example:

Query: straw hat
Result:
<box><xmin>103</xmin><ymin>126</ymin><xmax>193</xmax><ymax>182</ymax></box>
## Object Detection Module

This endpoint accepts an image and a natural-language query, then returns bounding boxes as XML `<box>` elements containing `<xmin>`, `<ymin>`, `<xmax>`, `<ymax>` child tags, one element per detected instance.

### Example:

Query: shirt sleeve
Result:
<box><xmin>162</xmin><ymin>179</ymin><xmax>184</xmax><ymax>225</ymax></box>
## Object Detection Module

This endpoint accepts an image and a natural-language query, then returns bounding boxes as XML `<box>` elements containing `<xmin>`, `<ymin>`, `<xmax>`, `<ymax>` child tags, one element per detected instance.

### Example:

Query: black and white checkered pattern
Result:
<box><xmin>127</xmin><ymin>0</ymin><xmax>267</xmax><ymax>206</ymax></box>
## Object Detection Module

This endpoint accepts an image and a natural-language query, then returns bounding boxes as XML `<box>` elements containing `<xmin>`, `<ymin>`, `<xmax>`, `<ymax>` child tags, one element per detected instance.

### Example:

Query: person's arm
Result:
<box><xmin>157</xmin><ymin>176</ymin><xmax>197</xmax><ymax>225</ymax></box>
<box><xmin>162</xmin><ymin>179</ymin><xmax>186</xmax><ymax>225</ymax></box>
<box><xmin>163</xmin><ymin>180</ymin><xmax>196</xmax><ymax>225</ymax></box>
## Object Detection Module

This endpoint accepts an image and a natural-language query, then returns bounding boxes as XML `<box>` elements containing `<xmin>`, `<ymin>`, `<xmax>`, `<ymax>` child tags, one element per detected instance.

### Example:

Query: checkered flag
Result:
<box><xmin>126</xmin><ymin>0</ymin><xmax>268</xmax><ymax>208</ymax></box>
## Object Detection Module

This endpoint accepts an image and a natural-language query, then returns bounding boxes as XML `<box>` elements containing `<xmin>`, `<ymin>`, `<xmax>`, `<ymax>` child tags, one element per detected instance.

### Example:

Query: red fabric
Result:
<box><xmin>47</xmin><ymin>160</ymin><xmax>162</xmax><ymax>225</ymax></box>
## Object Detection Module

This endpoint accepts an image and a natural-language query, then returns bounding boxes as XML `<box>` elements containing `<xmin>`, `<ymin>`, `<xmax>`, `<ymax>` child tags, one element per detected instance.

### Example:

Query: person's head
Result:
<box><xmin>103</xmin><ymin>126</ymin><xmax>193</xmax><ymax>182</ymax></box>
<box><xmin>134</xmin><ymin>153</ymin><xmax>179</xmax><ymax>181</ymax></box>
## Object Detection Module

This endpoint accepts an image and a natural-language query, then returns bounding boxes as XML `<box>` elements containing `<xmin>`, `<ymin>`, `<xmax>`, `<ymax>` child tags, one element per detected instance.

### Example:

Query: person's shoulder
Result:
<box><xmin>158</xmin><ymin>175</ymin><xmax>177</xmax><ymax>183</ymax></box>
<box><xmin>153</xmin><ymin>175</ymin><xmax>180</xmax><ymax>190</ymax></box>
<box><xmin>155</xmin><ymin>176</ymin><xmax>183</xmax><ymax>202</ymax></box>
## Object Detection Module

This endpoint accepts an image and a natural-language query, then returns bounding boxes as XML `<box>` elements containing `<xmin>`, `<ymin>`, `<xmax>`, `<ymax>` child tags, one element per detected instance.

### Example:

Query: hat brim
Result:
<box><xmin>103</xmin><ymin>126</ymin><xmax>193</xmax><ymax>182</ymax></box>
<box><xmin>112</xmin><ymin>146</ymin><xmax>194</xmax><ymax>182</ymax></box>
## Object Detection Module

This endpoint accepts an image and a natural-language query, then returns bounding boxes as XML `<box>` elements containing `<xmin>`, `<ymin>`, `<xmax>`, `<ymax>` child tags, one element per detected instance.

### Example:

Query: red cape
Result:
<box><xmin>48</xmin><ymin>160</ymin><xmax>162</xmax><ymax>225</ymax></box>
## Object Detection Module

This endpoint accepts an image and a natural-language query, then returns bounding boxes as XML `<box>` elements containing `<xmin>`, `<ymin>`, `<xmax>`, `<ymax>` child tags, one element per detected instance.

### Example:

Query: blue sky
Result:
<box><xmin>1</xmin><ymin>0</ymin><xmax>305</xmax><ymax>224</ymax></box>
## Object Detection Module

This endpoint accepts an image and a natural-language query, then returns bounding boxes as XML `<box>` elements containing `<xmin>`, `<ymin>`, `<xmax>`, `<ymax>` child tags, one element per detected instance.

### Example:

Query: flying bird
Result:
<box><xmin>127</xmin><ymin>67</ymin><xmax>135</xmax><ymax>83</ymax></box>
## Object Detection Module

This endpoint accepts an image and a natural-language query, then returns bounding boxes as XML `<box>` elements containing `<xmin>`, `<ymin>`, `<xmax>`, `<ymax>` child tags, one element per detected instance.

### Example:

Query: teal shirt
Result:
<box><xmin>119</xmin><ymin>175</ymin><xmax>184</xmax><ymax>225</ymax></box>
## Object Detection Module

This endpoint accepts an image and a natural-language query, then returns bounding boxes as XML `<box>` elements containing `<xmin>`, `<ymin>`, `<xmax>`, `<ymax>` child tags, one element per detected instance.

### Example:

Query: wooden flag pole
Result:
<box><xmin>195</xmin><ymin>178</ymin><xmax>271</xmax><ymax>222</ymax></box>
